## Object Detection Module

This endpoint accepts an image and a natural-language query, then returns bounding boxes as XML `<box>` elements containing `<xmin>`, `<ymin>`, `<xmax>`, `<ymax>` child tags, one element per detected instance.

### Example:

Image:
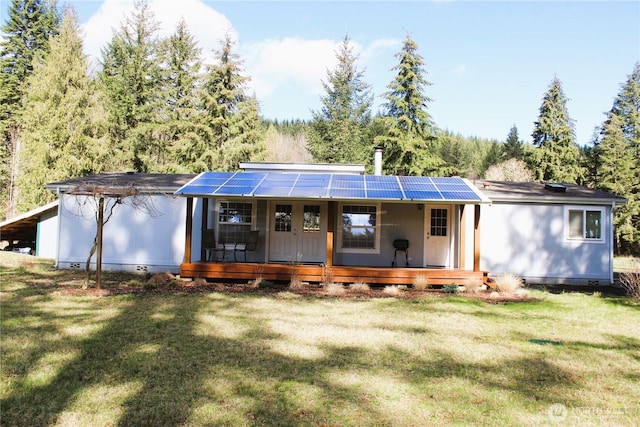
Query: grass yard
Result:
<box><xmin>2</xmin><ymin>253</ymin><xmax>640</xmax><ymax>426</ymax></box>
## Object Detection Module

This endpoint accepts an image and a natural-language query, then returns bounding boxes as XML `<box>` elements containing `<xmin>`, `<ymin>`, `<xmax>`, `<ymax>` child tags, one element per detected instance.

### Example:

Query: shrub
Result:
<box><xmin>383</xmin><ymin>285</ymin><xmax>401</xmax><ymax>296</ymax></box>
<box><xmin>147</xmin><ymin>272</ymin><xmax>178</xmax><ymax>289</ymax></box>
<box><xmin>412</xmin><ymin>273</ymin><xmax>430</xmax><ymax>290</ymax></box>
<box><xmin>289</xmin><ymin>271</ymin><xmax>304</xmax><ymax>290</ymax></box>
<box><xmin>349</xmin><ymin>282</ymin><xmax>370</xmax><ymax>292</ymax></box>
<box><xmin>620</xmin><ymin>261</ymin><xmax>640</xmax><ymax>299</ymax></box>
<box><xmin>322</xmin><ymin>265</ymin><xmax>334</xmax><ymax>286</ymax></box>
<box><xmin>247</xmin><ymin>276</ymin><xmax>262</xmax><ymax>288</ymax></box>
<box><xmin>494</xmin><ymin>273</ymin><xmax>523</xmax><ymax>294</ymax></box>
<box><xmin>442</xmin><ymin>283</ymin><xmax>460</xmax><ymax>294</ymax></box>
<box><xmin>191</xmin><ymin>278</ymin><xmax>208</xmax><ymax>287</ymax></box>
<box><xmin>463</xmin><ymin>277</ymin><xmax>483</xmax><ymax>294</ymax></box>
<box><xmin>324</xmin><ymin>282</ymin><xmax>345</xmax><ymax>296</ymax></box>
<box><xmin>258</xmin><ymin>279</ymin><xmax>277</xmax><ymax>289</ymax></box>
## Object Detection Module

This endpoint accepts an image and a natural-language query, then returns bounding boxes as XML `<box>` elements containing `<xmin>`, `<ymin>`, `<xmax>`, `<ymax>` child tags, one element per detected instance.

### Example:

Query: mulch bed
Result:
<box><xmin>55</xmin><ymin>279</ymin><xmax>543</xmax><ymax>303</ymax></box>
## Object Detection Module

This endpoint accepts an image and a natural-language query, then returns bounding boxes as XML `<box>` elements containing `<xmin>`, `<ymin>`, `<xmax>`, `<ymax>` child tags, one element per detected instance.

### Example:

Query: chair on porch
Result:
<box><xmin>234</xmin><ymin>230</ymin><xmax>259</xmax><ymax>262</ymax></box>
<box><xmin>202</xmin><ymin>228</ymin><xmax>226</xmax><ymax>262</ymax></box>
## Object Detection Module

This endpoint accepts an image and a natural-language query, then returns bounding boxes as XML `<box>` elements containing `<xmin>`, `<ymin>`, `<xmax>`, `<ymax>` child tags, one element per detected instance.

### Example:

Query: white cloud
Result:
<box><xmin>451</xmin><ymin>63</ymin><xmax>467</xmax><ymax>75</ymax></box>
<box><xmin>242</xmin><ymin>37</ymin><xmax>339</xmax><ymax>98</ymax></box>
<box><xmin>360</xmin><ymin>38</ymin><xmax>400</xmax><ymax>62</ymax></box>
<box><xmin>81</xmin><ymin>0</ymin><xmax>234</xmax><ymax>66</ymax></box>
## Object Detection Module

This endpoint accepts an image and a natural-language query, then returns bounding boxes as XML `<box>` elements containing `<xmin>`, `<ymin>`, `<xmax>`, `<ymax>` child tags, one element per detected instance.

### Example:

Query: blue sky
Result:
<box><xmin>2</xmin><ymin>0</ymin><xmax>639</xmax><ymax>145</ymax></box>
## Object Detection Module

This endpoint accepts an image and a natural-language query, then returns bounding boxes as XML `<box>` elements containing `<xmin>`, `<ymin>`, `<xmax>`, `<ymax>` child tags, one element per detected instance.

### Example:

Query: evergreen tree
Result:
<box><xmin>481</xmin><ymin>141</ymin><xmax>505</xmax><ymax>175</ymax></box>
<box><xmin>599</xmin><ymin>64</ymin><xmax>640</xmax><ymax>254</ymax></box>
<box><xmin>157</xmin><ymin>19</ymin><xmax>203</xmax><ymax>172</ymax></box>
<box><xmin>503</xmin><ymin>125</ymin><xmax>524</xmax><ymax>160</ymax></box>
<box><xmin>198</xmin><ymin>33</ymin><xmax>264</xmax><ymax>171</ymax></box>
<box><xmin>531</xmin><ymin>77</ymin><xmax>582</xmax><ymax>183</ymax></box>
<box><xmin>307</xmin><ymin>36</ymin><xmax>373</xmax><ymax>165</ymax></box>
<box><xmin>0</xmin><ymin>0</ymin><xmax>60</xmax><ymax>218</ymax></box>
<box><xmin>98</xmin><ymin>0</ymin><xmax>162</xmax><ymax>172</ymax></box>
<box><xmin>375</xmin><ymin>34</ymin><xmax>444</xmax><ymax>176</ymax></box>
<box><xmin>17</xmin><ymin>7</ymin><xmax>108</xmax><ymax>212</ymax></box>
<box><xmin>597</xmin><ymin>115</ymin><xmax>635</xmax><ymax>251</ymax></box>
<box><xmin>581</xmin><ymin>127</ymin><xmax>602</xmax><ymax>187</ymax></box>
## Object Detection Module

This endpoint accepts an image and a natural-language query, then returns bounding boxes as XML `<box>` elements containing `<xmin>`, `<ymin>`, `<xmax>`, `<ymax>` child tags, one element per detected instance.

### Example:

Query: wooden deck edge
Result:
<box><xmin>180</xmin><ymin>262</ymin><xmax>488</xmax><ymax>286</ymax></box>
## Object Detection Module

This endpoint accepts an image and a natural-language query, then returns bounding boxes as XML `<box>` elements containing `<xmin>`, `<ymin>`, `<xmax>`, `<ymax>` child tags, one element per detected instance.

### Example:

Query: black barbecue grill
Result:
<box><xmin>392</xmin><ymin>239</ymin><xmax>409</xmax><ymax>267</ymax></box>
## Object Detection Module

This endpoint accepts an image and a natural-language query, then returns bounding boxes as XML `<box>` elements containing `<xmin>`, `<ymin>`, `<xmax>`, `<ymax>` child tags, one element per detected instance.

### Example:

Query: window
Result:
<box><xmin>274</xmin><ymin>204</ymin><xmax>292</xmax><ymax>232</ymax></box>
<box><xmin>303</xmin><ymin>205</ymin><xmax>321</xmax><ymax>232</ymax></box>
<box><xmin>339</xmin><ymin>204</ymin><xmax>380</xmax><ymax>253</ymax></box>
<box><xmin>430</xmin><ymin>208</ymin><xmax>448</xmax><ymax>237</ymax></box>
<box><xmin>566</xmin><ymin>207</ymin><xmax>603</xmax><ymax>241</ymax></box>
<box><xmin>218</xmin><ymin>201</ymin><xmax>254</xmax><ymax>243</ymax></box>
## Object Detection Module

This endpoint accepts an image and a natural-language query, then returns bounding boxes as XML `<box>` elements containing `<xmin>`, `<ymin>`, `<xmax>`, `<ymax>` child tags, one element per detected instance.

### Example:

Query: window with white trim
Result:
<box><xmin>338</xmin><ymin>203</ymin><xmax>380</xmax><ymax>253</ymax></box>
<box><xmin>217</xmin><ymin>201</ymin><xmax>255</xmax><ymax>243</ymax></box>
<box><xmin>565</xmin><ymin>206</ymin><xmax>604</xmax><ymax>242</ymax></box>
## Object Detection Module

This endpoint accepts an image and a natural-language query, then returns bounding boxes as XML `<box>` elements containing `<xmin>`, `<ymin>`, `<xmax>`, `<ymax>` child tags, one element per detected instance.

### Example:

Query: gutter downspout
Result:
<box><xmin>54</xmin><ymin>188</ymin><xmax>63</xmax><ymax>269</ymax></box>
<box><xmin>610</xmin><ymin>201</ymin><xmax>615</xmax><ymax>285</ymax></box>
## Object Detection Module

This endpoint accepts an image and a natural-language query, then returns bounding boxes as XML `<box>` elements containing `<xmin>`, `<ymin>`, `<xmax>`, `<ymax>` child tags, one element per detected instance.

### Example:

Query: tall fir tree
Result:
<box><xmin>157</xmin><ymin>19</ymin><xmax>203</xmax><ymax>172</ymax></box>
<box><xmin>307</xmin><ymin>36</ymin><xmax>373</xmax><ymax>165</ymax></box>
<box><xmin>375</xmin><ymin>34</ymin><xmax>444</xmax><ymax>176</ymax></box>
<box><xmin>582</xmin><ymin>127</ymin><xmax>602</xmax><ymax>187</ymax></box>
<box><xmin>0</xmin><ymin>0</ymin><xmax>60</xmax><ymax>218</ymax></box>
<box><xmin>597</xmin><ymin>115</ymin><xmax>636</xmax><ymax>252</ymax></box>
<box><xmin>531</xmin><ymin>76</ymin><xmax>582</xmax><ymax>183</ymax></box>
<box><xmin>599</xmin><ymin>64</ymin><xmax>640</xmax><ymax>254</ymax></box>
<box><xmin>197</xmin><ymin>33</ymin><xmax>264</xmax><ymax>172</ymax></box>
<box><xmin>503</xmin><ymin>125</ymin><xmax>525</xmax><ymax>160</ymax></box>
<box><xmin>98</xmin><ymin>0</ymin><xmax>162</xmax><ymax>172</ymax></box>
<box><xmin>17</xmin><ymin>7</ymin><xmax>109</xmax><ymax>212</ymax></box>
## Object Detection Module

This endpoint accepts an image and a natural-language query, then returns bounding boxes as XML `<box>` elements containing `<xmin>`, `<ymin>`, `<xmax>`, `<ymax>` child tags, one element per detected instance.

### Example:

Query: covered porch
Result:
<box><xmin>175</xmin><ymin>169</ymin><xmax>490</xmax><ymax>285</ymax></box>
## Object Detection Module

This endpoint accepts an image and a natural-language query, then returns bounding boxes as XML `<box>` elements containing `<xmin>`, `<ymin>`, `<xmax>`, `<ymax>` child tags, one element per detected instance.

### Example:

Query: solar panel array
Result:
<box><xmin>175</xmin><ymin>172</ymin><xmax>483</xmax><ymax>202</ymax></box>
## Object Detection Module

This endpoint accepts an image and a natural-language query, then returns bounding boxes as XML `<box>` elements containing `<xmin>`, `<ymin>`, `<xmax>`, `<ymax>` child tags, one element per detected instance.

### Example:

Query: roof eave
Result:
<box><xmin>488</xmin><ymin>196</ymin><xmax>627</xmax><ymax>205</ymax></box>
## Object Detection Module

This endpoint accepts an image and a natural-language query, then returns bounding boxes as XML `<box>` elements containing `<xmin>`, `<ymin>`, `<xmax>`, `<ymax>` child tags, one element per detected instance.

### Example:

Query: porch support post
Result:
<box><xmin>459</xmin><ymin>205</ymin><xmax>467</xmax><ymax>269</ymax></box>
<box><xmin>200</xmin><ymin>198</ymin><xmax>209</xmax><ymax>261</ymax></box>
<box><xmin>184</xmin><ymin>197</ymin><xmax>193</xmax><ymax>263</ymax></box>
<box><xmin>96</xmin><ymin>196</ymin><xmax>104</xmax><ymax>289</ymax></box>
<box><xmin>326</xmin><ymin>202</ymin><xmax>335</xmax><ymax>267</ymax></box>
<box><xmin>473</xmin><ymin>204</ymin><xmax>481</xmax><ymax>272</ymax></box>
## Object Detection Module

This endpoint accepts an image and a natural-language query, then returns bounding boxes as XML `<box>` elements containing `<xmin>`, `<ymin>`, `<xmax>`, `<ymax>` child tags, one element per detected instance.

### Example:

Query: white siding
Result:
<box><xmin>56</xmin><ymin>194</ymin><xmax>188</xmax><ymax>273</ymax></box>
<box><xmin>479</xmin><ymin>202</ymin><xmax>613</xmax><ymax>284</ymax></box>
<box><xmin>36</xmin><ymin>209</ymin><xmax>58</xmax><ymax>259</ymax></box>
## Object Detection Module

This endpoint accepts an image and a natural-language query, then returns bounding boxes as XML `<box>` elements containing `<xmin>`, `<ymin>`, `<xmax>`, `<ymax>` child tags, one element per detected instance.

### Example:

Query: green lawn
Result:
<box><xmin>2</xmin><ymin>253</ymin><xmax>639</xmax><ymax>426</ymax></box>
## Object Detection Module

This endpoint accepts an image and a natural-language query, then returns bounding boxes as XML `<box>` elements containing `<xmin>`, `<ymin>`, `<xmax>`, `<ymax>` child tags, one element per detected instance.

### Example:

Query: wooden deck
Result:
<box><xmin>180</xmin><ymin>262</ymin><xmax>488</xmax><ymax>286</ymax></box>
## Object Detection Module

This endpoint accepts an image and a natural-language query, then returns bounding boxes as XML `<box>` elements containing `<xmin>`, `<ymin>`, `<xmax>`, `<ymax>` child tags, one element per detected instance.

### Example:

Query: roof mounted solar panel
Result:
<box><xmin>174</xmin><ymin>171</ymin><xmax>489</xmax><ymax>203</ymax></box>
<box><xmin>441</xmin><ymin>191</ymin><xmax>480</xmax><ymax>201</ymax></box>
<box><xmin>330</xmin><ymin>188</ymin><xmax>366</xmax><ymax>198</ymax></box>
<box><xmin>404</xmin><ymin>190</ymin><xmax>443</xmax><ymax>200</ymax></box>
<box><xmin>366</xmin><ymin>189</ymin><xmax>404</xmax><ymax>199</ymax></box>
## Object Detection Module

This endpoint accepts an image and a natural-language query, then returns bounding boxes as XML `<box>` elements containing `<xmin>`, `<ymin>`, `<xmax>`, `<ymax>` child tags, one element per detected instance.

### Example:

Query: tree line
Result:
<box><xmin>1</xmin><ymin>0</ymin><xmax>638</xmax><ymax>254</ymax></box>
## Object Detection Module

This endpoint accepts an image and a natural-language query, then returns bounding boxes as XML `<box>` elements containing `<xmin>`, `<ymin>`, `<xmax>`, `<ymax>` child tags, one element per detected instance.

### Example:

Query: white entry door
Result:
<box><xmin>269</xmin><ymin>202</ymin><xmax>327</xmax><ymax>263</ymax></box>
<box><xmin>425</xmin><ymin>205</ymin><xmax>451</xmax><ymax>267</ymax></box>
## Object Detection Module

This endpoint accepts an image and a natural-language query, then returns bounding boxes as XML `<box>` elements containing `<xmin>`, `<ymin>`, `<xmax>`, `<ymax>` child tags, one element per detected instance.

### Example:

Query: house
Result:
<box><xmin>477</xmin><ymin>181</ymin><xmax>626</xmax><ymax>285</ymax></box>
<box><xmin>12</xmin><ymin>163</ymin><xmax>622</xmax><ymax>286</ymax></box>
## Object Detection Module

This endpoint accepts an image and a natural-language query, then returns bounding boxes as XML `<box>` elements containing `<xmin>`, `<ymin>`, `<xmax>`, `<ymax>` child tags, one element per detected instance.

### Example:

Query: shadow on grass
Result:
<box><xmin>2</xmin><ymin>282</ymin><xmax>628</xmax><ymax>426</ymax></box>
